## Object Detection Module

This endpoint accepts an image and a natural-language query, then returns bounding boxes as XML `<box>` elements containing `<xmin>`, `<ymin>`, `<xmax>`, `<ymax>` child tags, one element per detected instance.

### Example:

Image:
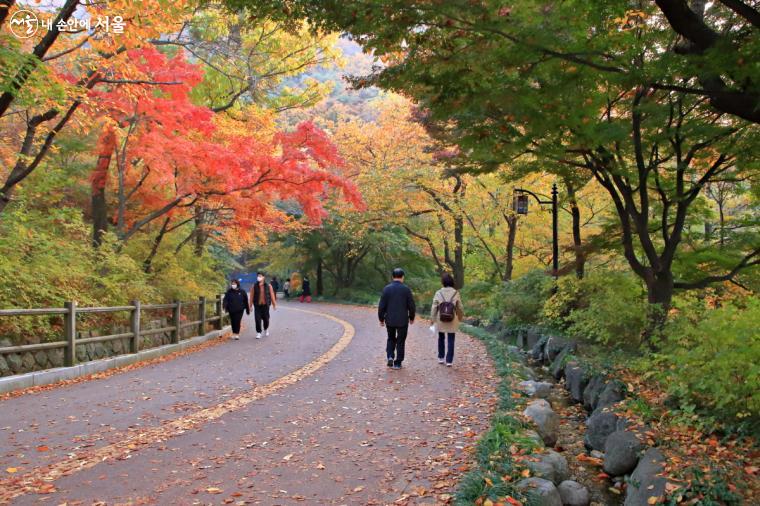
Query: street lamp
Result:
<box><xmin>513</xmin><ymin>183</ymin><xmax>559</xmax><ymax>278</ymax></box>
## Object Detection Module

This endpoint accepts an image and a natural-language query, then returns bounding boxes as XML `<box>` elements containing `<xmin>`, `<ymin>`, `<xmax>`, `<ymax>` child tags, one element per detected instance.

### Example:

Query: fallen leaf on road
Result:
<box><xmin>283</xmin><ymin>454</ymin><xmax>293</xmax><ymax>461</ymax></box>
<box><xmin>5</xmin><ymin>467</ymin><xmax>17</xmax><ymax>474</ymax></box>
<box><xmin>206</xmin><ymin>487</ymin><xmax>223</xmax><ymax>494</ymax></box>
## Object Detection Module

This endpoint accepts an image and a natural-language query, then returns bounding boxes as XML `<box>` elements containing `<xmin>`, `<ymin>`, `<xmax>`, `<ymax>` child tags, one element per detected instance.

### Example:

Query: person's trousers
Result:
<box><xmin>386</xmin><ymin>326</ymin><xmax>408</xmax><ymax>366</ymax></box>
<box><xmin>299</xmin><ymin>295</ymin><xmax>312</xmax><ymax>303</ymax></box>
<box><xmin>438</xmin><ymin>332</ymin><xmax>456</xmax><ymax>364</ymax></box>
<box><xmin>229</xmin><ymin>310</ymin><xmax>244</xmax><ymax>334</ymax></box>
<box><xmin>254</xmin><ymin>304</ymin><xmax>270</xmax><ymax>333</ymax></box>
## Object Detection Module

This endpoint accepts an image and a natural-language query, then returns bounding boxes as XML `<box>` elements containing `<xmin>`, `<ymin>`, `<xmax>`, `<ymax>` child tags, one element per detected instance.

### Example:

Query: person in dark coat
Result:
<box><xmin>378</xmin><ymin>268</ymin><xmax>416</xmax><ymax>369</ymax></box>
<box><xmin>271</xmin><ymin>276</ymin><xmax>280</xmax><ymax>293</ymax></box>
<box><xmin>223</xmin><ymin>279</ymin><xmax>249</xmax><ymax>340</ymax></box>
<box><xmin>249</xmin><ymin>272</ymin><xmax>277</xmax><ymax>339</ymax></box>
<box><xmin>300</xmin><ymin>276</ymin><xmax>312</xmax><ymax>303</ymax></box>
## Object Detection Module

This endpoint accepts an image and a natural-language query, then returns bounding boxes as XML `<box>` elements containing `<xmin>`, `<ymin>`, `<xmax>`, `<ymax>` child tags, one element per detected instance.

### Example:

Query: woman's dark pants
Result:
<box><xmin>438</xmin><ymin>332</ymin><xmax>455</xmax><ymax>364</ymax></box>
<box><xmin>229</xmin><ymin>310</ymin><xmax>244</xmax><ymax>334</ymax></box>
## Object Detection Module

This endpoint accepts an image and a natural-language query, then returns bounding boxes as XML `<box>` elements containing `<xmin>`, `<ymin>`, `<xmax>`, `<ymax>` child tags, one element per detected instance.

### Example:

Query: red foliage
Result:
<box><xmin>86</xmin><ymin>47</ymin><xmax>363</xmax><ymax>243</ymax></box>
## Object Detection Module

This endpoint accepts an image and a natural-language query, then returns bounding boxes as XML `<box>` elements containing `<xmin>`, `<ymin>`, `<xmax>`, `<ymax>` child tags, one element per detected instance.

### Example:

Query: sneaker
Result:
<box><xmin>232</xmin><ymin>334</ymin><xmax>239</xmax><ymax>340</ymax></box>
<box><xmin>387</xmin><ymin>358</ymin><xmax>394</xmax><ymax>367</ymax></box>
<box><xmin>446</xmin><ymin>362</ymin><xmax>453</xmax><ymax>367</ymax></box>
<box><xmin>256</xmin><ymin>333</ymin><xmax>262</xmax><ymax>339</ymax></box>
<box><xmin>265</xmin><ymin>329</ymin><xmax>270</xmax><ymax>337</ymax></box>
<box><xmin>438</xmin><ymin>357</ymin><xmax>445</xmax><ymax>364</ymax></box>
<box><xmin>392</xmin><ymin>364</ymin><xmax>402</xmax><ymax>370</ymax></box>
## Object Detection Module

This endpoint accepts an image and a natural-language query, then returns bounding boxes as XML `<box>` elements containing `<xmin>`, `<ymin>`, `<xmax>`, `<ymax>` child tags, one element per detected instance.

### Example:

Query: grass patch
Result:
<box><xmin>454</xmin><ymin>325</ymin><xmax>539</xmax><ymax>505</ymax></box>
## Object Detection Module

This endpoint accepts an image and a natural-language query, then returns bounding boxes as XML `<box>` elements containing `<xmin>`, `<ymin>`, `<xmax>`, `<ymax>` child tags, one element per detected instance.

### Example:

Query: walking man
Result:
<box><xmin>378</xmin><ymin>268</ymin><xmax>416</xmax><ymax>369</ymax></box>
<box><xmin>250</xmin><ymin>272</ymin><xmax>277</xmax><ymax>339</ymax></box>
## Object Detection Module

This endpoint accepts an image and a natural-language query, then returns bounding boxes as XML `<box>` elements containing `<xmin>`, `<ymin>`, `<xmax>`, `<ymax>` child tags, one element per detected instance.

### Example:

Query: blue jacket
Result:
<box><xmin>378</xmin><ymin>280</ymin><xmax>416</xmax><ymax>327</ymax></box>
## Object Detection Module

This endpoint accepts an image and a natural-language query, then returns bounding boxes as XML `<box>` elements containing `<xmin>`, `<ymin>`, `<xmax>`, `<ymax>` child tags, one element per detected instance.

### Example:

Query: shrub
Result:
<box><xmin>652</xmin><ymin>298</ymin><xmax>760</xmax><ymax>434</ymax></box>
<box><xmin>491</xmin><ymin>270</ymin><xmax>554</xmax><ymax>325</ymax></box>
<box><xmin>542</xmin><ymin>270</ymin><xmax>648</xmax><ymax>348</ymax></box>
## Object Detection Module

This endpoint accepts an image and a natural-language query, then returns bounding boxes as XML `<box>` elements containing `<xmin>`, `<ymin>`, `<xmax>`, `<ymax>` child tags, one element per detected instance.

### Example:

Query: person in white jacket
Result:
<box><xmin>429</xmin><ymin>273</ymin><xmax>464</xmax><ymax>366</ymax></box>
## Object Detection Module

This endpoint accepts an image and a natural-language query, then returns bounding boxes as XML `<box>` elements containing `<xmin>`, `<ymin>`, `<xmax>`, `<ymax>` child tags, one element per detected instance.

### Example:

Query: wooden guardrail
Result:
<box><xmin>0</xmin><ymin>295</ymin><xmax>227</xmax><ymax>368</ymax></box>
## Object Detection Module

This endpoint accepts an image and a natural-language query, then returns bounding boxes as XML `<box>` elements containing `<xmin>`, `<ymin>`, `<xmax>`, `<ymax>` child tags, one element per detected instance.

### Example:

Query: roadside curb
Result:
<box><xmin>0</xmin><ymin>326</ymin><xmax>231</xmax><ymax>395</ymax></box>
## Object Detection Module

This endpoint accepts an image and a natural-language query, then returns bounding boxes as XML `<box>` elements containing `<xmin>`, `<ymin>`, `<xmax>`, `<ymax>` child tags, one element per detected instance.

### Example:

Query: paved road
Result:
<box><xmin>0</xmin><ymin>302</ymin><xmax>496</xmax><ymax>505</ymax></box>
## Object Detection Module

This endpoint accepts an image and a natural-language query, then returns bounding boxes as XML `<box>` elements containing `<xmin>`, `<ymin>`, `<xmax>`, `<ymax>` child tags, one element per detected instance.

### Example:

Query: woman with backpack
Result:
<box><xmin>430</xmin><ymin>273</ymin><xmax>464</xmax><ymax>366</ymax></box>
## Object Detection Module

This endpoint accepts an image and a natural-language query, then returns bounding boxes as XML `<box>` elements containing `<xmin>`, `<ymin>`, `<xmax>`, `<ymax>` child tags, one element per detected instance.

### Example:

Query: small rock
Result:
<box><xmin>527</xmin><ymin>450</ymin><xmax>570</xmax><ymax>485</ymax></box>
<box><xmin>624</xmin><ymin>448</ymin><xmax>668</xmax><ymax>506</ymax></box>
<box><xmin>590</xmin><ymin>450</ymin><xmax>605</xmax><ymax>460</ymax></box>
<box><xmin>597</xmin><ymin>380</ymin><xmax>626</xmax><ymax>409</ymax></box>
<box><xmin>582</xmin><ymin>375</ymin><xmax>607</xmax><ymax>412</ymax></box>
<box><xmin>604</xmin><ymin>430</ymin><xmax>644</xmax><ymax>476</ymax></box>
<box><xmin>557</xmin><ymin>480</ymin><xmax>590</xmax><ymax>506</ymax></box>
<box><xmin>584</xmin><ymin>410</ymin><xmax>625</xmax><ymax>451</ymax></box>
<box><xmin>48</xmin><ymin>348</ymin><xmax>64</xmax><ymax>368</ymax></box>
<box><xmin>545</xmin><ymin>336</ymin><xmax>570</xmax><ymax>362</ymax></box>
<box><xmin>549</xmin><ymin>347</ymin><xmax>573</xmax><ymax>380</ymax></box>
<box><xmin>564</xmin><ymin>362</ymin><xmax>589</xmax><ymax>403</ymax></box>
<box><xmin>531</xmin><ymin>335</ymin><xmax>549</xmax><ymax>361</ymax></box>
<box><xmin>76</xmin><ymin>344</ymin><xmax>88</xmax><ymax>362</ymax></box>
<box><xmin>6</xmin><ymin>353</ymin><xmax>23</xmax><ymax>374</ymax></box>
<box><xmin>519</xmin><ymin>380</ymin><xmax>554</xmax><ymax>398</ymax></box>
<box><xmin>21</xmin><ymin>352</ymin><xmax>35</xmax><ymax>371</ymax></box>
<box><xmin>524</xmin><ymin>399</ymin><xmax>559</xmax><ymax>447</ymax></box>
<box><xmin>34</xmin><ymin>350</ymin><xmax>49</xmax><ymax>368</ymax></box>
<box><xmin>526</xmin><ymin>328</ymin><xmax>541</xmax><ymax>349</ymax></box>
<box><xmin>516</xmin><ymin>477</ymin><xmax>563</xmax><ymax>506</ymax></box>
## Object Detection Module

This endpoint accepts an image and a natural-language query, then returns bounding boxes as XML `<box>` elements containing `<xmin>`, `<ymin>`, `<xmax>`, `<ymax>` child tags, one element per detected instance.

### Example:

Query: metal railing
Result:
<box><xmin>0</xmin><ymin>295</ymin><xmax>227</xmax><ymax>368</ymax></box>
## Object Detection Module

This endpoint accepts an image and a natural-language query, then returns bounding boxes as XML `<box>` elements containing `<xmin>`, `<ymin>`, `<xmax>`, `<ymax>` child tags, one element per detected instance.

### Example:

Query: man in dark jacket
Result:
<box><xmin>250</xmin><ymin>272</ymin><xmax>277</xmax><ymax>339</ymax></box>
<box><xmin>378</xmin><ymin>268</ymin><xmax>416</xmax><ymax>369</ymax></box>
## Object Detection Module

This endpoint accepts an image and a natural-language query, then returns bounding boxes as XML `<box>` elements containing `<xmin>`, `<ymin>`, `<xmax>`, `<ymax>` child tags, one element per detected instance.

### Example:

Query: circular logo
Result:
<box><xmin>9</xmin><ymin>10</ymin><xmax>39</xmax><ymax>39</ymax></box>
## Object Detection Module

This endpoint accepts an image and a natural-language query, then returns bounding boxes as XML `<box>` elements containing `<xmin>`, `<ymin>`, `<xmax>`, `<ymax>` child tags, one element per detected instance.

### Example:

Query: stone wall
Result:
<box><xmin>0</xmin><ymin>318</ymin><xmax>210</xmax><ymax>378</ymax></box>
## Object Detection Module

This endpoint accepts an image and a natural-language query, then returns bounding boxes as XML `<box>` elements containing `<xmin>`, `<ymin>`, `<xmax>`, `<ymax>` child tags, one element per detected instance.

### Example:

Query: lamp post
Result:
<box><xmin>513</xmin><ymin>183</ymin><xmax>559</xmax><ymax>278</ymax></box>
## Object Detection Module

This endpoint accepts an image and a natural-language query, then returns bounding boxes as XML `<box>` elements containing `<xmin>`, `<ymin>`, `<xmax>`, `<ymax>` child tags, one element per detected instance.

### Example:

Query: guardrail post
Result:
<box><xmin>130</xmin><ymin>300</ymin><xmax>141</xmax><ymax>353</ymax></box>
<box><xmin>64</xmin><ymin>301</ymin><xmax>77</xmax><ymax>367</ymax></box>
<box><xmin>172</xmin><ymin>300</ymin><xmax>181</xmax><ymax>344</ymax></box>
<box><xmin>215</xmin><ymin>294</ymin><xmax>223</xmax><ymax>330</ymax></box>
<box><xmin>198</xmin><ymin>296</ymin><xmax>206</xmax><ymax>336</ymax></box>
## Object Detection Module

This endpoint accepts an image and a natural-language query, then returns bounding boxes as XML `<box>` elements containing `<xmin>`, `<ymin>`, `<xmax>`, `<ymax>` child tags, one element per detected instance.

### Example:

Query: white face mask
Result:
<box><xmin>231</xmin><ymin>284</ymin><xmax>238</xmax><ymax>289</ymax></box>
<box><xmin>257</xmin><ymin>276</ymin><xmax>264</xmax><ymax>282</ymax></box>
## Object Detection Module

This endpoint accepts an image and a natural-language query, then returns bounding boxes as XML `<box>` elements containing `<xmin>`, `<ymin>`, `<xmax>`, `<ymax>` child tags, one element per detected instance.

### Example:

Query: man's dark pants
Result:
<box><xmin>254</xmin><ymin>304</ymin><xmax>270</xmax><ymax>333</ymax></box>
<box><xmin>386</xmin><ymin>326</ymin><xmax>408</xmax><ymax>366</ymax></box>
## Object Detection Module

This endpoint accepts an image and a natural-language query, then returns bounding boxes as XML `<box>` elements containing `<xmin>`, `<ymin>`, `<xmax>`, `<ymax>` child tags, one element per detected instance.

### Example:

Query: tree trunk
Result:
<box><xmin>452</xmin><ymin>214</ymin><xmax>465</xmax><ymax>289</ymax></box>
<box><xmin>565</xmin><ymin>179</ymin><xmax>585</xmax><ymax>279</ymax></box>
<box><xmin>316</xmin><ymin>258</ymin><xmax>324</xmax><ymax>296</ymax></box>
<box><xmin>642</xmin><ymin>270</ymin><xmax>674</xmax><ymax>348</ymax></box>
<box><xmin>143</xmin><ymin>217</ymin><xmax>171</xmax><ymax>273</ymax></box>
<box><xmin>91</xmin><ymin>129</ymin><xmax>116</xmax><ymax>247</ymax></box>
<box><xmin>194</xmin><ymin>206</ymin><xmax>206</xmax><ymax>257</ymax></box>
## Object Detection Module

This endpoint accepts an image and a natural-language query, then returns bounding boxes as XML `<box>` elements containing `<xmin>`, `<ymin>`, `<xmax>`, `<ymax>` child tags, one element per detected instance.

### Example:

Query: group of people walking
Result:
<box><xmin>223</xmin><ymin>267</ymin><xmax>464</xmax><ymax>369</ymax></box>
<box><xmin>378</xmin><ymin>268</ymin><xmax>464</xmax><ymax>369</ymax></box>
<box><xmin>222</xmin><ymin>273</ymin><xmax>277</xmax><ymax>340</ymax></box>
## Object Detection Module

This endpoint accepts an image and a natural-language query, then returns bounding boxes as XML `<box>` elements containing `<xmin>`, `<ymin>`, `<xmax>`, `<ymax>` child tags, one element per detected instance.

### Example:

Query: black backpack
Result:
<box><xmin>438</xmin><ymin>290</ymin><xmax>458</xmax><ymax>322</ymax></box>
